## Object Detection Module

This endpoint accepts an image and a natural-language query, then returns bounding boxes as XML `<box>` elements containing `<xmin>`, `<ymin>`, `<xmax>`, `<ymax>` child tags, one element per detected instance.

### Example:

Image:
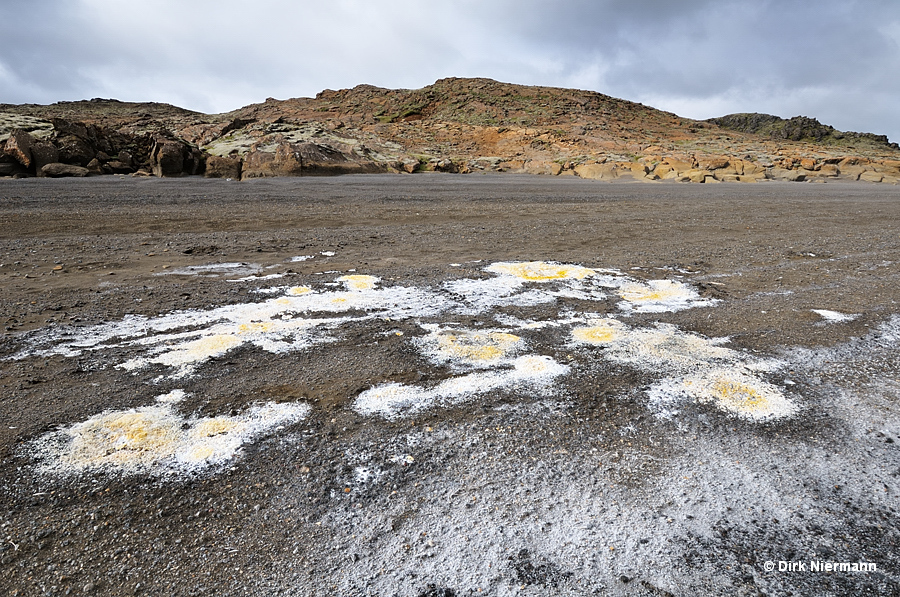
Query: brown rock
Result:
<box><xmin>205</xmin><ymin>155</ymin><xmax>243</xmax><ymax>179</ymax></box>
<box><xmin>242</xmin><ymin>141</ymin><xmax>301</xmax><ymax>179</ymax></box>
<box><xmin>399</xmin><ymin>158</ymin><xmax>420</xmax><ymax>174</ymax></box>
<box><xmin>31</xmin><ymin>142</ymin><xmax>59</xmax><ymax>176</ymax></box>
<box><xmin>54</xmin><ymin>135</ymin><xmax>97</xmax><ymax>167</ymax></box>
<box><xmin>0</xmin><ymin>162</ymin><xmax>25</xmax><ymax>177</ymax></box>
<box><xmin>242</xmin><ymin>139</ymin><xmax>370</xmax><ymax>179</ymax></box>
<box><xmin>106</xmin><ymin>160</ymin><xmax>134</xmax><ymax>174</ymax></box>
<box><xmin>86</xmin><ymin>158</ymin><xmax>103</xmax><ymax>175</ymax></box>
<box><xmin>742</xmin><ymin>162</ymin><xmax>766</xmax><ymax>176</ymax></box>
<box><xmin>150</xmin><ymin>137</ymin><xmax>202</xmax><ymax>177</ymax></box>
<box><xmin>799</xmin><ymin>158</ymin><xmax>817</xmax><ymax>171</ymax></box>
<box><xmin>4</xmin><ymin>130</ymin><xmax>35</xmax><ymax>168</ymax></box>
<box><xmin>41</xmin><ymin>163</ymin><xmax>90</xmax><ymax>177</ymax></box>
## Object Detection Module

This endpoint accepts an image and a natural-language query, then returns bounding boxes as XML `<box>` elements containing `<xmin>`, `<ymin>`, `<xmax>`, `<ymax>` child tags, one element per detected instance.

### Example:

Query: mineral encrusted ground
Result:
<box><xmin>0</xmin><ymin>175</ymin><xmax>899</xmax><ymax>596</ymax></box>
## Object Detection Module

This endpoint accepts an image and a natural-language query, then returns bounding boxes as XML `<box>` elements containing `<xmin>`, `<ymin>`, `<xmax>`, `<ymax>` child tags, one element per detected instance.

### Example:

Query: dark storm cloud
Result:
<box><xmin>2</xmin><ymin>0</ymin><xmax>898</xmax><ymax>141</ymax></box>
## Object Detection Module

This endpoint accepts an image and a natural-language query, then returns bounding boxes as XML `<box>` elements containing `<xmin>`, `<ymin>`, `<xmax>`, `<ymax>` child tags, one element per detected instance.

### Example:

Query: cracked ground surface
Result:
<box><xmin>0</xmin><ymin>174</ymin><xmax>899</xmax><ymax>596</ymax></box>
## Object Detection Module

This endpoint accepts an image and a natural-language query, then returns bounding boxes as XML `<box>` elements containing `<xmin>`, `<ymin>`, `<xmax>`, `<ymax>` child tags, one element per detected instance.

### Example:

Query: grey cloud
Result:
<box><xmin>1</xmin><ymin>0</ymin><xmax>898</xmax><ymax>142</ymax></box>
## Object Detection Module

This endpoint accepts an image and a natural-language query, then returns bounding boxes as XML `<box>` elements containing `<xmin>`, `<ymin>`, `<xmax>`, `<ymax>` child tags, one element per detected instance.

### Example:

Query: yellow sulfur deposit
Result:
<box><xmin>338</xmin><ymin>275</ymin><xmax>379</xmax><ymax>291</ymax></box>
<box><xmin>192</xmin><ymin>417</ymin><xmax>241</xmax><ymax>438</ymax></box>
<box><xmin>435</xmin><ymin>330</ymin><xmax>522</xmax><ymax>364</ymax></box>
<box><xmin>65</xmin><ymin>406</ymin><xmax>181</xmax><ymax>469</ymax></box>
<box><xmin>238</xmin><ymin>322</ymin><xmax>275</xmax><ymax>335</ymax></box>
<box><xmin>287</xmin><ymin>286</ymin><xmax>312</xmax><ymax>295</ymax></box>
<box><xmin>617</xmin><ymin>280</ymin><xmax>690</xmax><ymax>303</ymax></box>
<box><xmin>572</xmin><ymin>320</ymin><xmax>627</xmax><ymax>344</ymax></box>
<box><xmin>486</xmin><ymin>261</ymin><xmax>595</xmax><ymax>281</ymax></box>
<box><xmin>154</xmin><ymin>334</ymin><xmax>241</xmax><ymax>369</ymax></box>
<box><xmin>33</xmin><ymin>391</ymin><xmax>311</xmax><ymax>476</ymax></box>
<box><xmin>681</xmin><ymin>369</ymin><xmax>797</xmax><ymax>420</ymax></box>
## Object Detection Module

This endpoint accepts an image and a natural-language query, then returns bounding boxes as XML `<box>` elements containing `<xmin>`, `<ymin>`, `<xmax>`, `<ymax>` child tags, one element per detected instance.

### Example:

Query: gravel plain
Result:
<box><xmin>0</xmin><ymin>174</ymin><xmax>899</xmax><ymax>596</ymax></box>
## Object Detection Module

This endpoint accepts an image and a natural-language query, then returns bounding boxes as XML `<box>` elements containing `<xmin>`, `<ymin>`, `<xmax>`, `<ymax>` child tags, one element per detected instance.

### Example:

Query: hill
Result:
<box><xmin>2</xmin><ymin>78</ymin><xmax>899</xmax><ymax>183</ymax></box>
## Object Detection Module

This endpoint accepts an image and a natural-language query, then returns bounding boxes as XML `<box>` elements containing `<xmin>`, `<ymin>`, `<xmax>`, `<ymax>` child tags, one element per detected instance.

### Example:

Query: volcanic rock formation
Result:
<box><xmin>2</xmin><ymin>78</ymin><xmax>899</xmax><ymax>183</ymax></box>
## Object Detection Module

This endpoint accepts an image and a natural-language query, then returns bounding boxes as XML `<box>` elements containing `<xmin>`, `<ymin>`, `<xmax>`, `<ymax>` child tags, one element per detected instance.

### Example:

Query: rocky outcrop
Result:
<box><xmin>2</xmin><ymin>78</ymin><xmax>898</xmax><ymax>183</ymax></box>
<box><xmin>241</xmin><ymin>139</ymin><xmax>381</xmax><ymax>179</ymax></box>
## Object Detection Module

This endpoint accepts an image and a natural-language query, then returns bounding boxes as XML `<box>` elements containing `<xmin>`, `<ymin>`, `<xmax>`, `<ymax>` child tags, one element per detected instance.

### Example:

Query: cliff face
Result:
<box><xmin>2</xmin><ymin>78</ymin><xmax>899</xmax><ymax>183</ymax></box>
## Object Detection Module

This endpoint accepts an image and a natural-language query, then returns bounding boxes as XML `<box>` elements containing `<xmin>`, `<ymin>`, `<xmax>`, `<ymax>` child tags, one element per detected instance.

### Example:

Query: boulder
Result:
<box><xmin>619</xmin><ymin>162</ymin><xmax>648</xmax><ymax>178</ymax></box>
<box><xmin>799</xmin><ymin>158</ymin><xmax>817</xmax><ymax>171</ymax></box>
<box><xmin>86</xmin><ymin>158</ymin><xmax>103</xmax><ymax>175</ymax></box>
<box><xmin>105</xmin><ymin>160</ymin><xmax>134</xmax><ymax>174</ymax></box>
<box><xmin>574</xmin><ymin>162</ymin><xmax>618</xmax><ymax>180</ymax></box>
<box><xmin>205</xmin><ymin>155</ymin><xmax>243</xmax><ymax>179</ymax></box>
<box><xmin>241</xmin><ymin>140</ymin><xmax>303</xmax><ymax>179</ymax></box>
<box><xmin>31</xmin><ymin>141</ymin><xmax>59</xmax><ymax>176</ymax></box>
<box><xmin>859</xmin><ymin>171</ymin><xmax>884</xmax><ymax>183</ymax></box>
<box><xmin>660</xmin><ymin>157</ymin><xmax>694</xmax><ymax>177</ymax></box>
<box><xmin>742</xmin><ymin>161</ymin><xmax>766</xmax><ymax>176</ymax></box>
<box><xmin>242</xmin><ymin>139</ymin><xmax>381</xmax><ymax>179</ymax></box>
<box><xmin>686</xmin><ymin>169</ymin><xmax>711</xmax><ymax>183</ymax></box>
<box><xmin>54</xmin><ymin>135</ymin><xmax>97</xmax><ymax>166</ymax></box>
<box><xmin>41</xmin><ymin>163</ymin><xmax>90</xmax><ymax>177</ymax></box>
<box><xmin>524</xmin><ymin>160</ymin><xmax>562</xmax><ymax>176</ymax></box>
<box><xmin>3</xmin><ymin>130</ymin><xmax>35</xmax><ymax>168</ymax></box>
<box><xmin>150</xmin><ymin>136</ymin><xmax>203</xmax><ymax>177</ymax></box>
<box><xmin>838</xmin><ymin>164</ymin><xmax>869</xmax><ymax>180</ymax></box>
<box><xmin>399</xmin><ymin>158</ymin><xmax>419</xmax><ymax>174</ymax></box>
<box><xmin>817</xmin><ymin>164</ymin><xmax>840</xmax><ymax>177</ymax></box>
<box><xmin>768</xmin><ymin>168</ymin><xmax>807</xmax><ymax>182</ymax></box>
<box><xmin>653</xmin><ymin>163</ymin><xmax>674</xmax><ymax>178</ymax></box>
<box><xmin>118</xmin><ymin>150</ymin><xmax>135</xmax><ymax>168</ymax></box>
<box><xmin>697</xmin><ymin>156</ymin><xmax>729</xmax><ymax>170</ymax></box>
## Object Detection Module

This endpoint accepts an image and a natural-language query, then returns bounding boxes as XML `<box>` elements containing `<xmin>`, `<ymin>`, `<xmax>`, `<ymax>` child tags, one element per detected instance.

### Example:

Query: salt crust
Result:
<box><xmin>812</xmin><ymin>309</ymin><xmax>859</xmax><ymax>323</ymax></box>
<box><xmin>353</xmin><ymin>356</ymin><xmax>570</xmax><ymax>419</ymax></box>
<box><xmin>30</xmin><ymin>390</ymin><xmax>310</xmax><ymax>477</ymax></box>
<box><xmin>572</xmin><ymin>318</ymin><xmax>796</xmax><ymax>420</ymax></box>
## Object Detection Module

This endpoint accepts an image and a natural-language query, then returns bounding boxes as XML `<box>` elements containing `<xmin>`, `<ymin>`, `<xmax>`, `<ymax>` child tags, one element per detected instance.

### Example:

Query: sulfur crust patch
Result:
<box><xmin>486</xmin><ymin>261</ymin><xmax>595</xmax><ymax>281</ymax></box>
<box><xmin>572</xmin><ymin>319</ymin><xmax>628</xmax><ymax>344</ymax></box>
<box><xmin>31</xmin><ymin>391</ymin><xmax>310</xmax><ymax>477</ymax></box>
<box><xmin>650</xmin><ymin>369</ymin><xmax>798</xmax><ymax>420</ymax></box>
<box><xmin>421</xmin><ymin>325</ymin><xmax>524</xmax><ymax>366</ymax></box>
<box><xmin>338</xmin><ymin>275</ymin><xmax>379</xmax><ymax>291</ymax></box>
<box><xmin>615</xmin><ymin>279</ymin><xmax>718</xmax><ymax>313</ymax></box>
<box><xmin>573</xmin><ymin>319</ymin><xmax>796</xmax><ymax>419</ymax></box>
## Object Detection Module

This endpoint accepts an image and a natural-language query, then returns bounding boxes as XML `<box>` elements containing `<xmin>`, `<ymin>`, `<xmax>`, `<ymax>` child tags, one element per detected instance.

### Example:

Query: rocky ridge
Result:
<box><xmin>2</xmin><ymin>77</ymin><xmax>899</xmax><ymax>184</ymax></box>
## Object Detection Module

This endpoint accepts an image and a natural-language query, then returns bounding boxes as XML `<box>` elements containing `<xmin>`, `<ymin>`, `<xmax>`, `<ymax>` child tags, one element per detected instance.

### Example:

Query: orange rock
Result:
<box><xmin>818</xmin><ymin>164</ymin><xmax>840</xmax><ymax>177</ymax></box>
<box><xmin>800</xmin><ymin>158</ymin><xmax>817</xmax><ymax>171</ymax></box>
<box><xmin>697</xmin><ymin>156</ymin><xmax>729</xmax><ymax>170</ymax></box>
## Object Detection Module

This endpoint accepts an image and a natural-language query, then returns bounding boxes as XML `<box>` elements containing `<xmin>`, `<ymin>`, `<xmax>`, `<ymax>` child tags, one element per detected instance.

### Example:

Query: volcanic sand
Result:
<box><xmin>0</xmin><ymin>174</ymin><xmax>899</xmax><ymax>596</ymax></box>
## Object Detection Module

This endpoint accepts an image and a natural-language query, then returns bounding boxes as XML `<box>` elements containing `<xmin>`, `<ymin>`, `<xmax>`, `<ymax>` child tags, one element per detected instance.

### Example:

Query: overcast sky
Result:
<box><xmin>3</xmin><ymin>0</ymin><xmax>899</xmax><ymax>142</ymax></box>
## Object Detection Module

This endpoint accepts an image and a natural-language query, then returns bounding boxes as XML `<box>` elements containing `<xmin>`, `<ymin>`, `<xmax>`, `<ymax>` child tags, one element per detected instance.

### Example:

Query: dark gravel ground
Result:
<box><xmin>0</xmin><ymin>174</ymin><xmax>899</xmax><ymax>596</ymax></box>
